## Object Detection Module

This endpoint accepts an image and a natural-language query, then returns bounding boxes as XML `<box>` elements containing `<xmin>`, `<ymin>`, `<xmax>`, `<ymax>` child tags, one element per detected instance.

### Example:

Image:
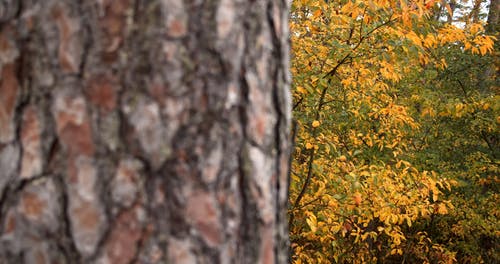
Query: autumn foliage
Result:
<box><xmin>288</xmin><ymin>0</ymin><xmax>498</xmax><ymax>263</ymax></box>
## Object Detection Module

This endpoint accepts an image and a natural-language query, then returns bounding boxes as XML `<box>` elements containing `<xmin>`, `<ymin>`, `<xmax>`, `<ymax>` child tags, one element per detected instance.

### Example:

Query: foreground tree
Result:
<box><xmin>288</xmin><ymin>0</ymin><xmax>496</xmax><ymax>263</ymax></box>
<box><xmin>0</xmin><ymin>0</ymin><xmax>291</xmax><ymax>263</ymax></box>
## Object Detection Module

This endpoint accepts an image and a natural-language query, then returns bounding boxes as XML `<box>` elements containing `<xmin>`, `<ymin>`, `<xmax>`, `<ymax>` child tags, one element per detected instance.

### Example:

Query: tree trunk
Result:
<box><xmin>0</xmin><ymin>0</ymin><xmax>291</xmax><ymax>263</ymax></box>
<box><xmin>486</xmin><ymin>0</ymin><xmax>499</xmax><ymax>34</ymax></box>
<box><xmin>469</xmin><ymin>0</ymin><xmax>483</xmax><ymax>24</ymax></box>
<box><xmin>478</xmin><ymin>0</ymin><xmax>499</xmax><ymax>92</ymax></box>
<box><xmin>446</xmin><ymin>0</ymin><xmax>457</xmax><ymax>24</ymax></box>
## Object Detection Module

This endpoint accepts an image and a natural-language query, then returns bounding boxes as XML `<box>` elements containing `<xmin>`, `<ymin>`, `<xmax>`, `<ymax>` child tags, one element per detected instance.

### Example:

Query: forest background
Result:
<box><xmin>287</xmin><ymin>0</ymin><xmax>499</xmax><ymax>263</ymax></box>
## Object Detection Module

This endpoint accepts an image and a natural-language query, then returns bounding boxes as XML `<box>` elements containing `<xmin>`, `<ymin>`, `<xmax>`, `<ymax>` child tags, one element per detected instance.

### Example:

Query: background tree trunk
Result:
<box><xmin>478</xmin><ymin>0</ymin><xmax>499</xmax><ymax>92</ymax></box>
<box><xmin>486</xmin><ymin>0</ymin><xmax>499</xmax><ymax>34</ymax></box>
<box><xmin>0</xmin><ymin>0</ymin><xmax>291</xmax><ymax>263</ymax></box>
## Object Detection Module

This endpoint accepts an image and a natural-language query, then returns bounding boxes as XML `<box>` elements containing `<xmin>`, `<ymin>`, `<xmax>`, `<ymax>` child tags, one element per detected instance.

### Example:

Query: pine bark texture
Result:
<box><xmin>0</xmin><ymin>0</ymin><xmax>291</xmax><ymax>263</ymax></box>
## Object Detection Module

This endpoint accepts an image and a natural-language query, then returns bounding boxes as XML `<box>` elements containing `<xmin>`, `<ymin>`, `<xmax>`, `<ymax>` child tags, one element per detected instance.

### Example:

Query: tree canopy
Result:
<box><xmin>288</xmin><ymin>0</ymin><xmax>498</xmax><ymax>263</ymax></box>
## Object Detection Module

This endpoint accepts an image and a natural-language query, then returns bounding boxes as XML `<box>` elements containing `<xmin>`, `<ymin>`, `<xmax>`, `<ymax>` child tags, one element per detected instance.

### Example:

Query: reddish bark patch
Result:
<box><xmin>0</xmin><ymin>28</ymin><xmax>12</xmax><ymax>52</ymax></box>
<box><xmin>186</xmin><ymin>190</ymin><xmax>222</xmax><ymax>247</ymax></box>
<box><xmin>85</xmin><ymin>74</ymin><xmax>117</xmax><ymax>112</ymax></box>
<box><xmin>71</xmin><ymin>156</ymin><xmax>98</xmax><ymax>193</ymax></box>
<box><xmin>66</xmin><ymin>157</ymin><xmax>79</xmax><ymax>184</ymax></box>
<box><xmin>59</xmin><ymin>122</ymin><xmax>94</xmax><ymax>156</ymax></box>
<box><xmin>254</xmin><ymin>115</ymin><xmax>266</xmax><ymax>140</ymax></box>
<box><xmin>99</xmin><ymin>0</ymin><xmax>130</xmax><ymax>61</ymax></box>
<box><xmin>112</xmin><ymin>159</ymin><xmax>141</xmax><ymax>207</ymax></box>
<box><xmin>65</xmin><ymin>157</ymin><xmax>105</xmax><ymax>256</ymax></box>
<box><xmin>34</xmin><ymin>249</ymin><xmax>47</xmax><ymax>264</ymax></box>
<box><xmin>103</xmin><ymin>206</ymin><xmax>143</xmax><ymax>263</ymax></box>
<box><xmin>103</xmin><ymin>17</ymin><xmax>122</xmax><ymax>36</ymax></box>
<box><xmin>101</xmin><ymin>0</ymin><xmax>129</xmax><ymax>34</ymax></box>
<box><xmin>21</xmin><ymin>192</ymin><xmax>47</xmax><ymax>219</ymax></box>
<box><xmin>148</xmin><ymin>83</ymin><xmax>167</xmax><ymax>104</ymax></box>
<box><xmin>4</xmin><ymin>210</ymin><xmax>16</xmax><ymax>234</ymax></box>
<box><xmin>168</xmin><ymin>20</ymin><xmax>187</xmax><ymax>37</ymax></box>
<box><xmin>20</xmin><ymin>106</ymin><xmax>40</xmax><ymax>139</ymax></box>
<box><xmin>73</xmin><ymin>201</ymin><xmax>100</xmax><ymax>230</ymax></box>
<box><xmin>52</xmin><ymin>5</ymin><xmax>79</xmax><ymax>73</ymax></box>
<box><xmin>177</xmin><ymin>149</ymin><xmax>188</xmax><ymax>162</ymax></box>
<box><xmin>260</xmin><ymin>226</ymin><xmax>274</xmax><ymax>264</ymax></box>
<box><xmin>20</xmin><ymin>106</ymin><xmax>42</xmax><ymax>178</ymax></box>
<box><xmin>0</xmin><ymin>63</ymin><xmax>19</xmax><ymax>142</ymax></box>
<box><xmin>54</xmin><ymin>96</ymin><xmax>95</xmax><ymax>157</ymax></box>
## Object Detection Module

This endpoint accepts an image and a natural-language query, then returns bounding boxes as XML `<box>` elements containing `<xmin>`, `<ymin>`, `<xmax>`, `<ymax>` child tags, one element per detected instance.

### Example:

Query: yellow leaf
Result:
<box><xmin>306</xmin><ymin>214</ymin><xmax>317</xmax><ymax>232</ymax></box>
<box><xmin>440</xmin><ymin>58</ymin><xmax>447</xmax><ymax>68</ymax></box>
<box><xmin>297</xmin><ymin>86</ymin><xmax>307</xmax><ymax>94</ymax></box>
<box><xmin>353</xmin><ymin>192</ymin><xmax>362</xmax><ymax>206</ymax></box>
<box><xmin>313</xmin><ymin>9</ymin><xmax>322</xmax><ymax>19</ymax></box>
<box><xmin>445</xmin><ymin>4</ymin><xmax>453</xmax><ymax>17</ymax></box>
<box><xmin>464</xmin><ymin>42</ymin><xmax>472</xmax><ymax>50</ymax></box>
<box><xmin>437</xmin><ymin>203</ymin><xmax>448</xmax><ymax>215</ymax></box>
<box><xmin>305</xmin><ymin>142</ymin><xmax>313</xmax><ymax>149</ymax></box>
<box><xmin>480</xmin><ymin>46</ymin><xmax>487</xmax><ymax>55</ymax></box>
<box><xmin>359</xmin><ymin>171</ymin><xmax>370</xmax><ymax>177</ymax></box>
<box><xmin>312</xmin><ymin>120</ymin><xmax>320</xmax><ymax>128</ymax></box>
<box><xmin>406</xmin><ymin>216</ymin><xmax>412</xmax><ymax>227</ymax></box>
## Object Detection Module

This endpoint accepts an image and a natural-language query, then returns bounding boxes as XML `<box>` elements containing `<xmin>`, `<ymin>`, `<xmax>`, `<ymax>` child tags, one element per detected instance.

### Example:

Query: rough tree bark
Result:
<box><xmin>0</xmin><ymin>0</ymin><xmax>291</xmax><ymax>263</ymax></box>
